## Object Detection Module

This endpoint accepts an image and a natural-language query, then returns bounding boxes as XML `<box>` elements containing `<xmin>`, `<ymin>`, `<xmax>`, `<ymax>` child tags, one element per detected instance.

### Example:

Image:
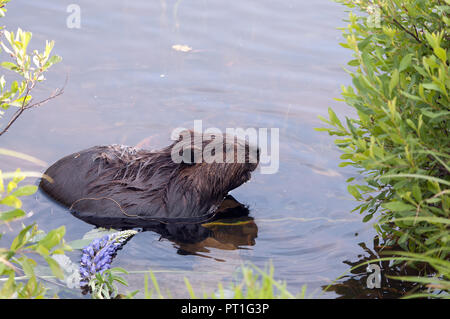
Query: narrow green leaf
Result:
<box><xmin>11</xmin><ymin>185</ymin><xmax>38</xmax><ymax>197</ymax></box>
<box><xmin>44</xmin><ymin>256</ymin><xmax>64</xmax><ymax>279</ymax></box>
<box><xmin>1</xmin><ymin>61</ymin><xmax>18</xmax><ymax>71</ymax></box>
<box><xmin>0</xmin><ymin>208</ymin><xmax>26</xmax><ymax>221</ymax></box>
<box><xmin>383</xmin><ymin>201</ymin><xmax>415</xmax><ymax>212</ymax></box>
<box><xmin>389</xmin><ymin>69</ymin><xmax>399</xmax><ymax>95</ymax></box>
<box><xmin>399</xmin><ymin>54</ymin><xmax>412</xmax><ymax>72</ymax></box>
<box><xmin>0</xmin><ymin>195</ymin><xmax>22</xmax><ymax>208</ymax></box>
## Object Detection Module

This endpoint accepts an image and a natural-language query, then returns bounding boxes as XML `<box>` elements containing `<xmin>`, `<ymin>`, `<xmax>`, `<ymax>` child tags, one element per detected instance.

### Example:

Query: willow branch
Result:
<box><xmin>392</xmin><ymin>18</ymin><xmax>422</xmax><ymax>44</ymax></box>
<box><xmin>0</xmin><ymin>75</ymin><xmax>67</xmax><ymax>137</ymax></box>
<box><xmin>0</xmin><ymin>85</ymin><xmax>31</xmax><ymax>137</ymax></box>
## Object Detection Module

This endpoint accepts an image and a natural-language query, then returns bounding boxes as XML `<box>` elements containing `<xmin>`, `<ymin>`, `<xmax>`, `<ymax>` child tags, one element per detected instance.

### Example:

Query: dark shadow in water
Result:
<box><xmin>71</xmin><ymin>195</ymin><xmax>258</xmax><ymax>258</ymax></box>
<box><xmin>322</xmin><ymin>236</ymin><xmax>430</xmax><ymax>299</ymax></box>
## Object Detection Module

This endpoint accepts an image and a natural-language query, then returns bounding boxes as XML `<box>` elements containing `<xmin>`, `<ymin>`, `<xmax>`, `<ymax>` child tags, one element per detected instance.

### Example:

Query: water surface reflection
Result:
<box><xmin>71</xmin><ymin>195</ymin><xmax>258</xmax><ymax>262</ymax></box>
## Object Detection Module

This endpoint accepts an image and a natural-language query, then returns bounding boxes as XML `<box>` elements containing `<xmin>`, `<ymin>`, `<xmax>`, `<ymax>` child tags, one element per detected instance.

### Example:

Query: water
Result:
<box><xmin>1</xmin><ymin>0</ymin><xmax>384</xmax><ymax>298</ymax></box>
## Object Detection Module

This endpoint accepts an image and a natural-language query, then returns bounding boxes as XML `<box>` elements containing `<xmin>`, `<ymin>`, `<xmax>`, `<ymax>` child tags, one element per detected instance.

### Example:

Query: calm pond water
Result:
<box><xmin>1</xmin><ymin>0</ymin><xmax>387</xmax><ymax>298</ymax></box>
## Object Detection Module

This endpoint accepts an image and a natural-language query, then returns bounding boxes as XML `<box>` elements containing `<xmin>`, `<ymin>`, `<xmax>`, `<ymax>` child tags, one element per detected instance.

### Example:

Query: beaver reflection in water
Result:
<box><xmin>67</xmin><ymin>195</ymin><xmax>258</xmax><ymax>260</ymax></box>
<box><xmin>40</xmin><ymin>130</ymin><xmax>259</xmax><ymax>222</ymax></box>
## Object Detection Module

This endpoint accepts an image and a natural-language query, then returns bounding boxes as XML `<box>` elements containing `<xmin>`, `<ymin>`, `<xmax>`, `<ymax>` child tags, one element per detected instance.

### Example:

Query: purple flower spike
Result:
<box><xmin>79</xmin><ymin>230</ymin><xmax>137</xmax><ymax>289</ymax></box>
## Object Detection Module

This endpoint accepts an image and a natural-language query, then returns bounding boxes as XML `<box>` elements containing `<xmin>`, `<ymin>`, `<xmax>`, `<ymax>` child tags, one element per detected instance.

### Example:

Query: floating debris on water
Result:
<box><xmin>172</xmin><ymin>44</ymin><xmax>193</xmax><ymax>52</ymax></box>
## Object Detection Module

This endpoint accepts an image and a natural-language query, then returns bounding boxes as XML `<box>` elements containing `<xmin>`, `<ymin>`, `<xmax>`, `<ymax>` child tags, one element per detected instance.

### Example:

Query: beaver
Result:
<box><xmin>40</xmin><ymin>130</ymin><xmax>259</xmax><ymax>222</ymax></box>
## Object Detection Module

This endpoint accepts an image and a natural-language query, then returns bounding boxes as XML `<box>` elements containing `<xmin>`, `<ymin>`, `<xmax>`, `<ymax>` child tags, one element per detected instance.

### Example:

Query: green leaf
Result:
<box><xmin>345</xmin><ymin>117</ymin><xmax>358</xmax><ymax>138</ymax></box>
<box><xmin>422</xmin><ymin>83</ymin><xmax>442</xmax><ymax>93</ymax></box>
<box><xmin>10</xmin><ymin>224</ymin><xmax>34</xmax><ymax>251</ymax></box>
<box><xmin>398</xmin><ymin>232</ymin><xmax>409</xmax><ymax>245</ymax></box>
<box><xmin>357</xmin><ymin>36</ymin><xmax>373</xmax><ymax>51</ymax></box>
<box><xmin>348</xmin><ymin>59</ymin><xmax>360</xmax><ymax>66</ymax></box>
<box><xmin>21</xmin><ymin>31</ymin><xmax>32</xmax><ymax>52</ymax></box>
<box><xmin>348</xmin><ymin>184</ymin><xmax>362</xmax><ymax>200</ymax></box>
<box><xmin>10</xmin><ymin>80</ymin><xmax>18</xmax><ymax>94</ymax></box>
<box><xmin>389</xmin><ymin>69</ymin><xmax>399</xmax><ymax>95</ymax></box>
<box><xmin>43</xmin><ymin>55</ymin><xmax>62</xmax><ymax>69</ymax></box>
<box><xmin>111</xmin><ymin>267</ymin><xmax>128</xmax><ymax>275</ymax></box>
<box><xmin>0</xmin><ymin>208</ymin><xmax>26</xmax><ymax>221</ymax></box>
<box><xmin>420</xmin><ymin>109</ymin><xmax>450</xmax><ymax>119</ymax></box>
<box><xmin>380</xmin><ymin>174</ymin><xmax>450</xmax><ymax>187</ymax></box>
<box><xmin>10</xmin><ymin>95</ymin><xmax>32</xmax><ymax>107</ymax></box>
<box><xmin>383</xmin><ymin>201</ymin><xmax>415</xmax><ymax>212</ymax></box>
<box><xmin>20</xmin><ymin>257</ymin><xmax>36</xmax><ymax>277</ymax></box>
<box><xmin>433</xmin><ymin>47</ymin><xmax>447</xmax><ymax>63</ymax></box>
<box><xmin>0</xmin><ymin>171</ymin><xmax>3</xmax><ymax>193</ymax></box>
<box><xmin>0</xmin><ymin>195</ymin><xmax>22</xmax><ymax>208</ymax></box>
<box><xmin>44</xmin><ymin>256</ymin><xmax>64</xmax><ymax>279</ymax></box>
<box><xmin>1</xmin><ymin>61</ymin><xmax>18</xmax><ymax>72</ymax></box>
<box><xmin>6</xmin><ymin>180</ymin><xmax>17</xmax><ymax>193</ymax></box>
<box><xmin>400</xmin><ymin>91</ymin><xmax>422</xmax><ymax>102</ymax></box>
<box><xmin>328</xmin><ymin>107</ymin><xmax>344</xmax><ymax>128</ymax></box>
<box><xmin>68</xmin><ymin>228</ymin><xmax>118</xmax><ymax>250</ymax></box>
<box><xmin>11</xmin><ymin>185</ymin><xmax>38</xmax><ymax>197</ymax></box>
<box><xmin>184</xmin><ymin>277</ymin><xmax>197</xmax><ymax>299</ymax></box>
<box><xmin>317</xmin><ymin>115</ymin><xmax>332</xmax><ymax>125</ymax></box>
<box><xmin>412</xmin><ymin>184</ymin><xmax>422</xmax><ymax>202</ymax></box>
<box><xmin>399</xmin><ymin>54</ymin><xmax>412</xmax><ymax>72</ymax></box>
<box><xmin>38</xmin><ymin>226</ymin><xmax>66</xmax><ymax>250</ymax></box>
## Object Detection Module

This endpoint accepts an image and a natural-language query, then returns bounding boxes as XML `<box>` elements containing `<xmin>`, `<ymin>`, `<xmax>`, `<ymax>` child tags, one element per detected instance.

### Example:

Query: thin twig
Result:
<box><xmin>413</xmin><ymin>25</ymin><xmax>420</xmax><ymax>40</ymax></box>
<box><xmin>24</xmin><ymin>87</ymin><xmax>64</xmax><ymax>110</ymax></box>
<box><xmin>0</xmin><ymin>85</ymin><xmax>31</xmax><ymax>136</ymax></box>
<box><xmin>392</xmin><ymin>18</ymin><xmax>422</xmax><ymax>44</ymax></box>
<box><xmin>0</xmin><ymin>75</ymin><xmax>67</xmax><ymax>136</ymax></box>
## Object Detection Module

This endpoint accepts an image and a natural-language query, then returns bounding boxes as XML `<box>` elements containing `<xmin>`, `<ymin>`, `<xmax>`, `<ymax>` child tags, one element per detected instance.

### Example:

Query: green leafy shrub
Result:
<box><xmin>0</xmin><ymin>150</ymin><xmax>71</xmax><ymax>298</ymax></box>
<box><xmin>317</xmin><ymin>0</ymin><xmax>449</xmax><ymax>295</ymax></box>
<box><xmin>0</xmin><ymin>0</ymin><xmax>62</xmax><ymax>136</ymax></box>
<box><xmin>0</xmin><ymin>224</ymin><xmax>71</xmax><ymax>298</ymax></box>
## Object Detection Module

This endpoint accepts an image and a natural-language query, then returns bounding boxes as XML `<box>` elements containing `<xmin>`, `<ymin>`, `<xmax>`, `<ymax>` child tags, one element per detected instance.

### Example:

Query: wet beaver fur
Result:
<box><xmin>40</xmin><ymin>130</ymin><xmax>259</xmax><ymax>222</ymax></box>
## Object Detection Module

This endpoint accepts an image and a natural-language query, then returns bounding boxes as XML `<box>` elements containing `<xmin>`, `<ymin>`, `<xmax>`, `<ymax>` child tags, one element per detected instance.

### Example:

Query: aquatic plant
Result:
<box><xmin>141</xmin><ymin>263</ymin><xmax>306</xmax><ymax>299</ymax></box>
<box><xmin>83</xmin><ymin>260</ymin><xmax>306</xmax><ymax>299</ymax></box>
<box><xmin>318</xmin><ymin>0</ymin><xmax>449</xmax><ymax>297</ymax></box>
<box><xmin>211</xmin><ymin>263</ymin><xmax>303</xmax><ymax>299</ymax></box>
<box><xmin>79</xmin><ymin>230</ymin><xmax>137</xmax><ymax>297</ymax></box>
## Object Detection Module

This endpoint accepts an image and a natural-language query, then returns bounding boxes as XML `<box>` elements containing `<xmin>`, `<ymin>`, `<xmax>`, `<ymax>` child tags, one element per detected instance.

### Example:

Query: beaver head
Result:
<box><xmin>168</xmin><ymin>129</ymin><xmax>259</xmax><ymax>198</ymax></box>
<box><xmin>40</xmin><ymin>130</ymin><xmax>259</xmax><ymax>221</ymax></box>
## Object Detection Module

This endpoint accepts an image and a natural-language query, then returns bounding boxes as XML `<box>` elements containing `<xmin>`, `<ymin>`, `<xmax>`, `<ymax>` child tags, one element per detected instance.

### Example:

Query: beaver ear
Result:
<box><xmin>181</xmin><ymin>145</ymin><xmax>202</xmax><ymax>166</ymax></box>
